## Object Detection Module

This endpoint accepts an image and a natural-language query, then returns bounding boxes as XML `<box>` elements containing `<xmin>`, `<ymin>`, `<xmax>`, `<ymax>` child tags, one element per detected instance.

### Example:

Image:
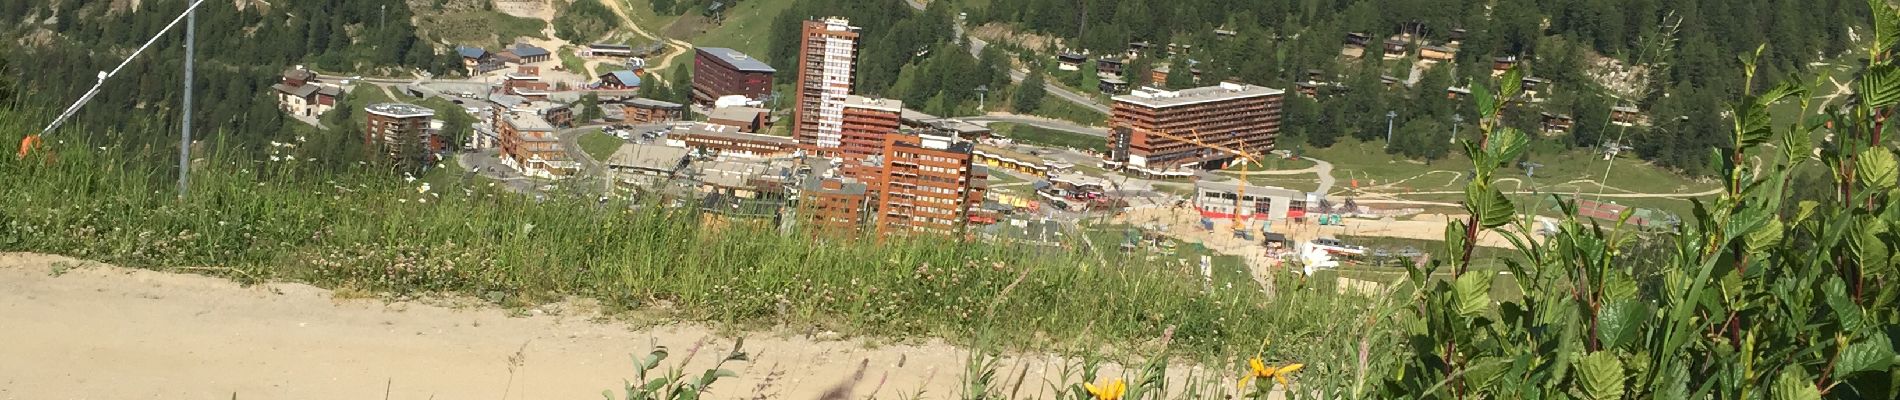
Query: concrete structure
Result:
<box><xmin>272</xmin><ymin>66</ymin><xmax>340</xmax><ymax>118</ymax></box>
<box><xmin>692</xmin><ymin>47</ymin><xmax>776</xmax><ymax>105</ymax></box>
<box><xmin>364</xmin><ymin>103</ymin><xmax>439</xmax><ymax>164</ymax></box>
<box><xmin>620</xmin><ymin>98</ymin><xmax>685</xmax><ymax>123</ymax></box>
<box><xmin>670</xmin><ymin>123</ymin><xmax>795</xmax><ymax>158</ymax></box>
<box><xmin>605</xmin><ymin>143</ymin><xmax>692</xmax><ymax>191</ymax></box>
<box><xmin>1192</xmin><ymin>180</ymin><xmax>1308</xmax><ymax>222</ymax></box>
<box><xmin>793</xmin><ymin>17</ymin><xmax>862</xmax><ymax>157</ymax></box>
<box><xmin>1106</xmin><ymin>83</ymin><xmax>1284</xmax><ymax>175</ymax></box>
<box><xmin>705</xmin><ymin>106</ymin><xmax>770</xmax><ymax>132</ymax></box>
<box><xmin>872</xmin><ymin>131</ymin><xmax>989</xmax><ymax>236</ymax></box>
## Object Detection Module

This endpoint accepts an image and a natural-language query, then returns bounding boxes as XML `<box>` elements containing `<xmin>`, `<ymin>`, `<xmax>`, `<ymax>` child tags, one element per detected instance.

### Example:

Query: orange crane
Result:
<box><xmin>1132</xmin><ymin>127</ymin><xmax>1267</xmax><ymax>239</ymax></box>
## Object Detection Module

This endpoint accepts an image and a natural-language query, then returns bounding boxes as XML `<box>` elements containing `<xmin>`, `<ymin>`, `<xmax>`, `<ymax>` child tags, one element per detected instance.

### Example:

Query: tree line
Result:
<box><xmin>0</xmin><ymin>0</ymin><xmax>461</xmax><ymax>154</ymax></box>
<box><xmin>972</xmin><ymin>0</ymin><xmax>1868</xmax><ymax>176</ymax></box>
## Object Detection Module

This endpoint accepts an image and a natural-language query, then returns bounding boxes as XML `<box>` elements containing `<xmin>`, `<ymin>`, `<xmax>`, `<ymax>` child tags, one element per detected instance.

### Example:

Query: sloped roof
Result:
<box><xmin>457</xmin><ymin>46</ymin><xmax>487</xmax><ymax>59</ymax></box>
<box><xmin>603</xmin><ymin>70</ymin><xmax>641</xmax><ymax>86</ymax></box>
<box><xmin>511</xmin><ymin>44</ymin><xmax>550</xmax><ymax>58</ymax></box>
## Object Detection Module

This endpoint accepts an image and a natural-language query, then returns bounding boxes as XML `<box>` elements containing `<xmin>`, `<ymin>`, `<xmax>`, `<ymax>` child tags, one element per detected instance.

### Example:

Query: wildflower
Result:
<box><xmin>1084</xmin><ymin>378</ymin><xmax>1126</xmax><ymax>400</ymax></box>
<box><xmin>270</xmin><ymin>155</ymin><xmax>281</xmax><ymax>162</ymax></box>
<box><xmin>1237</xmin><ymin>357</ymin><xmax>1303</xmax><ymax>389</ymax></box>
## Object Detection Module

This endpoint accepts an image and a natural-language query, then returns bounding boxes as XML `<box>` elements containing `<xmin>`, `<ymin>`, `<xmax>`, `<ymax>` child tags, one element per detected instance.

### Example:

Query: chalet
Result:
<box><xmin>1611</xmin><ymin>106</ymin><xmax>1646</xmax><ymax>127</ymax></box>
<box><xmin>1446</xmin><ymin>86</ymin><xmax>1471</xmax><ymax>100</ymax></box>
<box><xmin>1420</xmin><ymin>45</ymin><xmax>1456</xmax><ymax>62</ymax></box>
<box><xmin>1344</xmin><ymin>32</ymin><xmax>1372</xmax><ymax>47</ymax></box>
<box><xmin>510</xmin><ymin>43</ymin><xmax>552</xmax><ymax>64</ymax></box>
<box><xmin>1099</xmin><ymin>76</ymin><xmax>1129</xmax><ymax>94</ymax></box>
<box><xmin>1381</xmin><ymin>75</ymin><xmax>1402</xmax><ymax>89</ymax></box>
<box><xmin>1449</xmin><ymin>28</ymin><xmax>1469</xmax><ymax>44</ymax></box>
<box><xmin>1213</xmin><ymin>27</ymin><xmax>1237</xmax><ymax>38</ymax></box>
<box><xmin>1057</xmin><ymin>52</ymin><xmax>1085</xmax><ymax>71</ymax></box>
<box><xmin>1306</xmin><ymin>69</ymin><xmax>1327</xmax><ymax>83</ymax></box>
<box><xmin>1296</xmin><ymin>82</ymin><xmax>1319</xmax><ymax>97</ymax></box>
<box><xmin>1096</xmin><ymin>57</ymin><xmax>1125</xmax><ymax>77</ymax></box>
<box><xmin>272</xmin><ymin>66</ymin><xmax>340</xmax><ymax>118</ymax></box>
<box><xmin>1521</xmin><ymin>76</ymin><xmax>1550</xmax><ymax>98</ymax></box>
<box><xmin>1126</xmin><ymin>41</ymin><xmax>1152</xmax><ymax>59</ymax></box>
<box><xmin>1382</xmin><ymin>39</ymin><xmax>1408</xmax><ymax>59</ymax></box>
<box><xmin>1492</xmin><ymin>56</ymin><xmax>1519</xmax><ymax>76</ymax></box>
<box><xmin>585</xmin><ymin>43</ymin><xmax>635</xmax><ymax>58</ymax></box>
<box><xmin>458</xmin><ymin>46</ymin><xmax>503</xmax><ymax>74</ymax></box>
<box><xmin>1540</xmin><ymin>112</ymin><xmax>1575</xmax><ymax>134</ymax></box>
<box><xmin>705</xmin><ymin>106</ymin><xmax>770</xmax><ymax>133</ymax></box>
<box><xmin>1150</xmin><ymin>65</ymin><xmax>1202</xmax><ymax>86</ymax></box>
<box><xmin>598</xmin><ymin>70</ymin><xmax>641</xmax><ymax>90</ymax></box>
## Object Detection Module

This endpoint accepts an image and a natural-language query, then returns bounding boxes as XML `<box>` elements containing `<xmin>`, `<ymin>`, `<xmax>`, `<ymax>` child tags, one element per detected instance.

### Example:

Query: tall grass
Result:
<box><xmin>0</xmin><ymin>111</ymin><xmax>1387</xmax><ymax>364</ymax></box>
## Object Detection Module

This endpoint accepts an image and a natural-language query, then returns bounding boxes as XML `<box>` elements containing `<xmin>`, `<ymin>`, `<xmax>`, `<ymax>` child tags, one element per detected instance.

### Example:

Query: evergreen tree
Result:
<box><xmin>579</xmin><ymin>92</ymin><xmax>603</xmax><ymax>122</ymax></box>
<box><xmin>1014</xmin><ymin>71</ymin><xmax>1047</xmax><ymax>113</ymax></box>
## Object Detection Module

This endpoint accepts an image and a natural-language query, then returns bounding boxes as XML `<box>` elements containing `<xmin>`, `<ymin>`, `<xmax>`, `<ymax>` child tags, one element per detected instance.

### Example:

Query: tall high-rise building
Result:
<box><xmin>1106</xmin><ymin>82</ymin><xmax>1284</xmax><ymax>176</ymax></box>
<box><xmin>793</xmin><ymin>17</ymin><xmax>861</xmax><ymax>157</ymax></box>
<box><xmin>873</xmin><ymin>130</ymin><xmax>987</xmax><ymax>236</ymax></box>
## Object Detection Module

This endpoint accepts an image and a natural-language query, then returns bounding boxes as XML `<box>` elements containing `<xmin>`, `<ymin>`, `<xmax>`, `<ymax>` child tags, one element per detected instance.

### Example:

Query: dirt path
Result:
<box><xmin>606</xmin><ymin>0</ymin><xmax>692</xmax><ymax>73</ymax></box>
<box><xmin>0</xmin><ymin>253</ymin><xmax>1267</xmax><ymax>399</ymax></box>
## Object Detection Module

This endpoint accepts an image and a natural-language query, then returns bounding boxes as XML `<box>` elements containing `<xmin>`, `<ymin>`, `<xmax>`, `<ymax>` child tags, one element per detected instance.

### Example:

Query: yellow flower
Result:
<box><xmin>1084</xmin><ymin>378</ymin><xmax>1127</xmax><ymax>400</ymax></box>
<box><xmin>1238</xmin><ymin>357</ymin><xmax>1305</xmax><ymax>389</ymax></box>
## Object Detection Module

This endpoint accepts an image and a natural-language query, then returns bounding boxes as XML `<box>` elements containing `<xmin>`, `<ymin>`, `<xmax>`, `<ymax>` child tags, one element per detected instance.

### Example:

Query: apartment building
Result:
<box><xmin>1106</xmin><ymin>82</ymin><xmax>1284</xmax><ymax>176</ymax></box>
<box><xmin>692</xmin><ymin>47</ymin><xmax>776</xmax><ymax>105</ymax></box>
<box><xmin>671</xmin><ymin>123</ymin><xmax>795</xmax><ymax>158</ymax></box>
<box><xmin>364</xmin><ymin>103</ymin><xmax>439</xmax><ymax>164</ymax></box>
<box><xmin>799</xmin><ymin>177</ymin><xmax>872</xmax><ymax>232</ymax></box>
<box><xmin>837</xmin><ymin>95</ymin><xmax>903</xmax><ymax>183</ymax></box>
<box><xmin>872</xmin><ymin>131</ymin><xmax>987</xmax><ymax>236</ymax></box>
<box><xmin>793</xmin><ymin>17</ymin><xmax>861</xmax><ymax>157</ymax></box>
<box><xmin>497</xmin><ymin>111</ymin><xmax>576</xmax><ymax>179</ymax></box>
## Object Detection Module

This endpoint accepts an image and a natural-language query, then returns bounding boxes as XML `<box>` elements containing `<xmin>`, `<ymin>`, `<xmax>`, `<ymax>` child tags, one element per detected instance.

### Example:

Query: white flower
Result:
<box><xmin>418</xmin><ymin>198</ymin><xmax>428</xmax><ymax>204</ymax></box>
<box><xmin>296</xmin><ymin>136</ymin><xmax>307</xmax><ymax>143</ymax></box>
<box><xmin>307</xmin><ymin>158</ymin><xmax>316</xmax><ymax>162</ymax></box>
<box><xmin>417</xmin><ymin>183</ymin><xmax>432</xmax><ymax>194</ymax></box>
<box><xmin>403</xmin><ymin>175</ymin><xmax>417</xmax><ymax>183</ymax></box>
<box><xmin>399</xmin><ymin>199</ymin><xmax>409</xmax><ymax>203</ymax></box>
<box><xmin>270</xmin><ymin>155</ymin><xmax>281</xmax><ymax>162</ymax></box>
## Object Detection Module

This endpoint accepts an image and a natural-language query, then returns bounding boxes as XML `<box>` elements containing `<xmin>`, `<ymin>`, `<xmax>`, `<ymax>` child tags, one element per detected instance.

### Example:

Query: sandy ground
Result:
<box><xmin>0</xmin><ymin>253</ymin><xmax>1273</xmax><ymax>400</ymax></box>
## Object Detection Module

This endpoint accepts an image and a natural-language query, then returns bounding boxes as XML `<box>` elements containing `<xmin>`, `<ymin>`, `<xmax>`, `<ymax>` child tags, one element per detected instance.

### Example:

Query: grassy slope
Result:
<box><xmin>1304</xmin><ymin>138</ymin><xmax>1715</xmax><ymax>216</ymax></box>
<box><xmin>416</xmin><ymin>10</ymin><xmax>549</xmax><ymax>48</ymax></box>
<box><xmin>991</xmin><ymin>123</ymin><xmax>1107</xmax><ymax>152</ymax></box>
<box><xmin>577</xmin><ymin>129</ymin><xmax>622</xmax><ymax>161</ymax></box>
<box><xmin>0</xmin><ymin>109</ymin><xmax>1377</xmax><ymax>359</ymax></box>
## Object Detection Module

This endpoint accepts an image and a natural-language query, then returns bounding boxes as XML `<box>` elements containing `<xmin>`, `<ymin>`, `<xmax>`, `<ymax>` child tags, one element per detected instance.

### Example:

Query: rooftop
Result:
<box><xmin>706</xmin><ymin>106</ymin><xmax>769</xmax><ymax>122</ymax></box>
<box><xmin>843</xmin><ymin>95</ymin><xmax>903</xmax><ymax>113</ymax></box>
<box><xmin>623</xmin><ymin>98</ymin><xmax>684</xmax><ymax>109</ymax></box>
<box><xmin>1113</xmin><ymin>82</ymin><xmax>1284</xmax><ymax>108</ymax></box>
<box><xmin>972</xmin><ymin>144</ymin><xmax>1045</xmax><ymax>166</ymax></box>
<box><xmin>603</xmin><ymin>70</ymin><xmax>641</xmax><ymax>86</ymax></box>
<box><xmin>678</xmin><ymin>123</ymin><xmax>795</xmax><ymax>145</ymax></box>
<box><xmin>1193</xmin><ymin>180</ymin><xmax>1305</xmax><ymax>199</ymax></box>
<box><xmin>589</xmin><ymin>43</ymin><xmax>633</xmax><ymax>50</ymax></box>
<box><xmin>505</xmin><ymin>112</ymin><xmax>555</xmax><ymax>132</ymax></box>
<box><xmin>802</xmin><ymin>177</ymin><xmax>868</xmax><ymax>196</ymax></box>
<box><xmin>365</xmin><ymin>103</ymin><xmax>434</xmax><ymax>119</ymax></box>
<box><xmin>511</xmin><ymin>44</ymin><xmax>550</xmax><ymax>58</ymax></box>
<box><xmin>697</xmin><ymin>47</ymin><xmax>776</xmax><ymax>73</ymax></box>
<box><xmin>606</xmin><ymin>143</ymin><xmax>692</xmax><ymax>172</ymax></box>
<box><xmin>457</xmin><ymin>46</ymin><xmax>487</xmax><ymax>59</ymax></box>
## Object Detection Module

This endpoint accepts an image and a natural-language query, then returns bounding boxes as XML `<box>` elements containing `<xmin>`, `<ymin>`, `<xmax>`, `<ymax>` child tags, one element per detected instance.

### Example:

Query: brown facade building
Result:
<box><xmin>706</xmin><ymin>106</ymin><xmax>771</xmax><ymax>132</ymax></box>
<box><xmin>1107</xmin><ymin>83</ymin><xmax>1284</xmax><ymax>175</ymax></box>
<box><xmin>674</xmin><ymin>123</ymin><xmax>795</xmax><ymax>158</ymax></box>
<box><xmin>621</xmin><ymin>98</ymin><xmax>685</xmax><ymax>123</ymax></box>
<box><xmin>498</xmin><ymin>111</ymin><xmax>576</xmax><ymax>179</ymax></box>
<box><xmin>692</xmin><ymin>47</ymin><xmax>777</xmax><ymax>105</ymax></box>
<box><xmin>838</xmin><ymin>96</ymin><xmax>902</xmax><ymax>183</ymax></box>
<box><xmin>873</xmin><ymin>131</ymin><xmax>987</xmax><ymax>236</ymax></box>
<box><xmin>793</xmin><ymin>18</ymin><xmax>862</xmax><ymax>157</ymax></box>
<box><xmin>364</xmin><ymin>103</ymin><xmax>439</xmax><ymax>164</ymax></box>
<box><xmin>799</xmin><ymin>177</ymin><xmax>871</xmax><ymax>232</ymax></box>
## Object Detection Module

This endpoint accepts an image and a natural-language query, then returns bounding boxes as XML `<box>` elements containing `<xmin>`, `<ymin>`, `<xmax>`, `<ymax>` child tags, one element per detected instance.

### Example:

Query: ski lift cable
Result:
<box><xmin>38</xmin><ymin>0</ymin><xmax>212</xmax><ymax>138</ymax></box>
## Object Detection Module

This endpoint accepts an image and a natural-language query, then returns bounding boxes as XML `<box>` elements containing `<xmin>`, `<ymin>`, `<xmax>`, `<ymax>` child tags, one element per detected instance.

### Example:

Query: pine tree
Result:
<box><xmin>1013</xmin><ymin>71</ymin><xmax>1047</xmax><ymax>113</ymax></box>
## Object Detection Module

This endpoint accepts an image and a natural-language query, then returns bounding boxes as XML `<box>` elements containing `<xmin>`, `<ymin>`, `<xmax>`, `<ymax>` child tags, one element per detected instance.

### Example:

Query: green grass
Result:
<box><xmin>416</xmin><ymin>10</ymin><xmax>549</xmax><ymax>48</ymax></box>
<box><xmin>678</xmin><ymin>0</ymin><xmax>797</xmax><ymax>57</ymax></box>
<box><xmin>560</xmin><ymin>50</ymin><xmax>594</xmax><ymax>77</ymax></box>
<box><xmin>1306</xmin><ymin>137</ymin><xmax>1715</xmax><ymax>197</ymax></box>
<box><xmin>577</xmin><ymin>129</ymin><xmax>622</xmax><ymax>161</ymax></box>
<box><xmin>1030</xmin><ymin>97</ymin><xmax>1109</xmax><ymax>126</ymax></box>
<box><xmin>0</xmin><ymin>109</ymin><xmax>1377</xmax><ymax>359</ymax></box>
<box><xmin>992</xmin><ymin>123</ymin><xmax>1107</xmax><ymax>153</ymax></box>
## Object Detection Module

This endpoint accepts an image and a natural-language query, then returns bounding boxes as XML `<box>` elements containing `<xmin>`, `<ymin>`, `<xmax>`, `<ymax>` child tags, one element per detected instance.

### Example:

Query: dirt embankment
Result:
<box><xmin>0</xmin><ymin>253</ymin><xmax>1262</xmax><ymax>399</ymax></box>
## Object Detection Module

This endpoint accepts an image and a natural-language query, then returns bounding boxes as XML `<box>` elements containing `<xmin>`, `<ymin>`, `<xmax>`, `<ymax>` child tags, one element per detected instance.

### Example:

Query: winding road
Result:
<box><xmin>901</xmin><ymin>0</ymin><xmax>1112</xmax><ymax>115</ymax></box>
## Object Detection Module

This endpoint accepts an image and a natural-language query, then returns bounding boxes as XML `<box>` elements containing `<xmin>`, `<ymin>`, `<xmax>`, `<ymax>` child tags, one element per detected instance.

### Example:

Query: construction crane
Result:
<box><xmin>1133</xmin><ymin>127</ymin><xmax>1268</xmax><ymax>239</ymax></box>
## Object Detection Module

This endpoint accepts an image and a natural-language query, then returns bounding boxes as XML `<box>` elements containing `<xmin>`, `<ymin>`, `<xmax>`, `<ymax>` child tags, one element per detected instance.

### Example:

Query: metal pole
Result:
<box><xmin>179</xmin><ymin>7</ymin><xmax>195</xmax><ymax>200</ymax></box>
<box><xmin>1383</xmin><ymin>111</ymin><xmax>1396</xmax><ymax>148</ymax></box>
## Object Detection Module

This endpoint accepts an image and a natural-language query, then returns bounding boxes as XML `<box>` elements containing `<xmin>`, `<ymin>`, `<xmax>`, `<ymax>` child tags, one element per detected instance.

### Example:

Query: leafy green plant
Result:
<box><xmin>1379</xmin><ymin>3</ymin><xmax>1900</xmax><ymax>398</ymax></box>
<box><xmin>604</xmin><ymin>338</ymin><xmax>750</xmax><ymax>400</ymax></box>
